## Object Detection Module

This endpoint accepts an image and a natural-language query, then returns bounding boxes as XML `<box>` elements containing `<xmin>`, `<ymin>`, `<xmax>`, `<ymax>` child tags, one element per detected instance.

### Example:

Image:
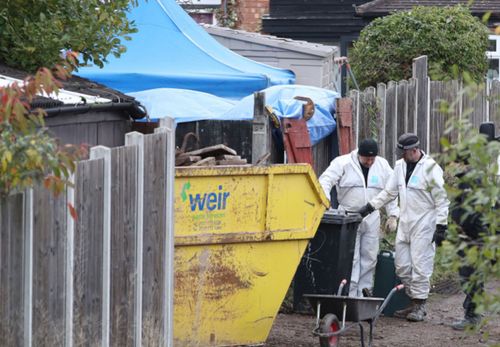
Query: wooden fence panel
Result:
<box><xmin>142</xmin><ymin>133</ymin><xmax>168</xmax><ymax>345</ymax></box>
<box><xmin>349</xmin><ymin>55</ymin><xmax>500</xmax><ymax>160</ymax></box>
<box><xmin>471</xmin><ymin>84</ymin><xmax>487</xmax><ymax>127</ymax></box>
<box><xmin>74</xmin><ymin>158</ymin><xmax>105</xmax><ymax>346</ymax></box>
<box><xmin>385</xmin><ymin>82</ymin><xmax>397</xmax><ymax>165</ymax></box>
<box><xmin>358</xmin><ymin>87</ymin><xmax>377</xmax><ymax>141</ymax></box>
<box><xmin>413</xmin><ymin>56</ymin><xmax>429</xmax><ymax>152</ymax></box>
<box><xmin>32</xmin><ymin>186</ymin><xmax>68</xmax><ymax>346</ymax></box>
<box><xmin>463</xmin><ymin>84</ymin><xmax>488</xmax><ymax>127</ymax></box>
<box><xmin>357</xmin><ymin>90</ymin><xmax>369</xmax><ymax>141</ymax></box>
<box><xmin>110</xmin><ymin>146</ymin><xmax>138</xmax><ymax>346</ymax></box>
<box><xmin>312</xmin><ymin>135</ymin><xmax>334</xmax><ymax>176</ymax></box>
<box><xmin>0</xmin><ymin>194</ymin><xmax>25</xmax><ymax>346</ymax></box>
<box><xmin>429</xmin><ymin>81</ymin><xmax>445</xmax><ymax>154</ymax></box>
<box><xmin>349</xmin><ymin>90</ymin><xmax>359</xmax><ymax>148</ymax></box>
<box><xmin>376</xmin><ymin>83</ymin><xmax>387</xmax><ymax>158</ymax></box>
<box><xmin>407</xmin><ymin>78</ymin><xmax>417</xmax><ymax>134</ymax></box>
<box><xmin>489</xmin><ymin>80</ymin><xmax>500</xmax><ymax>133</ymax></box>
<box><xmin>397</xmin><ymin>80</ymin><xmax>408</xmax><ymax>136</ymax></box>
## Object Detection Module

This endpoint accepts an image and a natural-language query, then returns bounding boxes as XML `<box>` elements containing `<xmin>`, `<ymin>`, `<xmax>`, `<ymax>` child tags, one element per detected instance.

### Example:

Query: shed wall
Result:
<box><xmin>209</xmin><ymin>32</ymin><xmax>338</xmax><ymax>89</ymax></box>
<box><xmin>45</xmin><ymin>111</ymin><xmax>132</xmax><ymax>148</ymax></box>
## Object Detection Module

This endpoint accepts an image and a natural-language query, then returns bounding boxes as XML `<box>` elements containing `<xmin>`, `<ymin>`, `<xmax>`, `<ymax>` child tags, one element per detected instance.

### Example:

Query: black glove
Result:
<box><xmin>358</xmin><ymin>203</ymin><xmax>375</xmax><ymax>218</ymax></box>
<box><xmin>432</xmin><ymin>224</ymin><xmax>447</xmax><ymax>247</ymax></box>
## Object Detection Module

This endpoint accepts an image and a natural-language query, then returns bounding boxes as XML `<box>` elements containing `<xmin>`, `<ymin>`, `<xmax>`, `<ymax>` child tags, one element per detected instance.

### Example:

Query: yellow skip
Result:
<box><xmin>174</xmin><ymin>164</ymin><xmax>328</xmax><ymax>346</ymax></box>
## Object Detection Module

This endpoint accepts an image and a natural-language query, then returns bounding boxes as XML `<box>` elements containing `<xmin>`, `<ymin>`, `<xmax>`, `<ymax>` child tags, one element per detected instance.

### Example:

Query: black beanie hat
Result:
<box><xmin>358</xmin><ymin>139</ymin><xmax>378</xmax><ymax>156</ymax></box>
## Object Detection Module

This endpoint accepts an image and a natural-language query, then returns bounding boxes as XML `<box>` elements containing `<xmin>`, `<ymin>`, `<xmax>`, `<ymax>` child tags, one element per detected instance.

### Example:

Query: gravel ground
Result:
<box><xmin>266</xmin><ymin>282</ymin><xmax>500</xmax><ymax>347</ymax></box>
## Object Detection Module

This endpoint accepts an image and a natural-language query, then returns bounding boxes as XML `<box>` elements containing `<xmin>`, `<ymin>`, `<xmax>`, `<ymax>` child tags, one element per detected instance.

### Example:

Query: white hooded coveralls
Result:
<box><xmin>369</xmin><ymin>152</ymin><xmax>449</xmax><ymax>299</ymax></box>
<box><xmin>319</xmin><ymin>150</ymin><xmax>399</xmax><ymax>297</ymax></box>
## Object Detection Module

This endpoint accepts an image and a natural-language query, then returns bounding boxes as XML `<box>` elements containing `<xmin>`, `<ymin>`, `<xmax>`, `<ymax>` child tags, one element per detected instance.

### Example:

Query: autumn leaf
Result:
<box><xmin>67</xmin><ymin>203</ymin><xmax>78</xmax><ymax>221</ymax></box>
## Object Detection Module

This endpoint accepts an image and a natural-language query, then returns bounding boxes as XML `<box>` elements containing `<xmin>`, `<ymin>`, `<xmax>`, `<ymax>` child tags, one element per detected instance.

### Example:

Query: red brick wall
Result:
<box><xmin>236</xmin><ymin>0</ymin><xmax>269</xmax><ymax>32</ymax></box>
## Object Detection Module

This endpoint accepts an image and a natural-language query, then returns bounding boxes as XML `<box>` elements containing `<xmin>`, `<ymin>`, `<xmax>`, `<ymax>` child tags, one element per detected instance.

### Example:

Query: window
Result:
<box><xmin>487</xmin><ymin>35</ymin><xmax>500</xmax><ymax>80</ymax></box>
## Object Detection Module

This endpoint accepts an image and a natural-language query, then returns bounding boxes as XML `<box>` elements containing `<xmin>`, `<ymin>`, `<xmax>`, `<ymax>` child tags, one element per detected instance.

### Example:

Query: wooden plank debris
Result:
<box><xmin>190</xmin><ymin>157</ymin><xmax>216</xmax><ymax>166</ymax></box>
<box><xmin>175</xmin><ymin>143</ymin><xmax>248</xmax><ymax>167</ymax></box>
<box><xmin>182</xmin><ymin>144</ymin><xmax>237</xmax><ymax>158</ymax></box>
<box><xmin>175</xmin><ymin>155</ymin><xmax>202</xmax><ymax>166</ymax></box>
<box><xmin>216</xmin><ymin>159</ymin><xmax>248</xmax><ymax>165</ymax></box>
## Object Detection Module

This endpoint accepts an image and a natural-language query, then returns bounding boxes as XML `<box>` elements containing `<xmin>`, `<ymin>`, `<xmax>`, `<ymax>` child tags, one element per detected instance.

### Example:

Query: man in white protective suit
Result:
<box><xmin>357</xmin><ymin>133</ymin><xmax>450</xmax><ymax>322</ymax></box>
<box><xmin>319</xmin><ymin>138</ymin><xmax>399</xmax><ymax>297</ymax></box>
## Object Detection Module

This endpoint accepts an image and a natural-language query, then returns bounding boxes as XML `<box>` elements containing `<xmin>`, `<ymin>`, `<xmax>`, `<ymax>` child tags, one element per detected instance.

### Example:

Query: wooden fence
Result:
<box><xmin>350</xmin><ymin>55</ymin><xmax>500</xmax><ymax>164</ymax></box>
<box><xmin>0</xmin><ymin>119</ymin><xmax>175</xmax><ymax>347</ymax></box>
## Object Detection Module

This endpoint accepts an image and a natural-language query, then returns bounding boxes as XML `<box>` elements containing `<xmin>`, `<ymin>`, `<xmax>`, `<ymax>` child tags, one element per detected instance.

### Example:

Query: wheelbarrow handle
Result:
<box><xmin>372</xmin><ymin>284</ymin><xmax>405</xmax><ymax>323</ymax></box>
<box><xmin>337</xmin><ymin>279</ymin><xmax>348</xmax><ymax>296</ymax></box>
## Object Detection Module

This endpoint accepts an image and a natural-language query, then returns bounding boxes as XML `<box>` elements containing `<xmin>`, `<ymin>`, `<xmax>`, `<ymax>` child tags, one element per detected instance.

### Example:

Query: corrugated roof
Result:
<box><xmin>356</xmin><ymin>0</ymin><xmax>500</xmax><ymax>16</ymax></box>
<box><xmin>0</xmin><ymin>61</ymin><xmax>146</xmax><ymax>119</ymax></box>
<box><xmin>203</xmin><ymin>24</ymin><xmax>338</xmax><ymax>57</ymax></box>
<box><xmin>0</xmin><ymin>61</ymin><xmax>136</xmax><ymax>105</ymax></box>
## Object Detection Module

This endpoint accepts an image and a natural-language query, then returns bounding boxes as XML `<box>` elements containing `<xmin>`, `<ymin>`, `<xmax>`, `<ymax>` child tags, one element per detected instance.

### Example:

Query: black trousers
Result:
<box><xmin>457</xmin><ymin>249</ymin><xmax>483</xmax><ymax>315</ymax></box>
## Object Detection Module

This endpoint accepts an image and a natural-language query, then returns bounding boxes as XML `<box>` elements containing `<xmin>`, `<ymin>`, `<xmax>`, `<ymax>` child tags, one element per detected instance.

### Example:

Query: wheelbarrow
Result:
<box><xmin>304</xmin><ymin>279</ymin><xmax>404</xmax><ymax>347</ymax></box>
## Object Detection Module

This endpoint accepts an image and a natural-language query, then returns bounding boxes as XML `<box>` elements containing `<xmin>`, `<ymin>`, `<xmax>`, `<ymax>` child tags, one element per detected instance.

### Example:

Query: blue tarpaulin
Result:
<box><xmin>76</xmin><ymin>0</ymin><xmax>294</xmax><ymax>99</ymax></box>
<box><xmin>129</xmin><ymin>85</ymin><xmax>339</xmax><ymax>145</ymax></box>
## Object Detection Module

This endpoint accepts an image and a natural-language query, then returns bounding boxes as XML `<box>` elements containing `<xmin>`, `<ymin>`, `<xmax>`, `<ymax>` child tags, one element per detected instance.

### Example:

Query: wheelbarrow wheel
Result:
<box><xmin>319</xmin><ymin>313</ymin><xmax>341</xmax><ymax>347</ymax></box>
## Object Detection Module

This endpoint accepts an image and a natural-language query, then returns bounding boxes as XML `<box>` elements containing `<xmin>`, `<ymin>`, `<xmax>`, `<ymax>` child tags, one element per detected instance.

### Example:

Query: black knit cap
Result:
<box><xmin>358</xmin><ymin>138</ymin><xmax>378</xmax><ymax>157</ymax></box>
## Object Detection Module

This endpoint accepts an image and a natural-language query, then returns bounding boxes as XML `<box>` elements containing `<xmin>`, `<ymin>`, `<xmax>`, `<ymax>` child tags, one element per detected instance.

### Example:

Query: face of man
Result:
<box><xmin>358</xmin><ymin>155</ymin><xmax>376</xmax><ymax>168</ymax></box>
<box><xmin>401</xmin><ymin>148</ymin><xmax>421</xmax><ymax>163</ymax></box>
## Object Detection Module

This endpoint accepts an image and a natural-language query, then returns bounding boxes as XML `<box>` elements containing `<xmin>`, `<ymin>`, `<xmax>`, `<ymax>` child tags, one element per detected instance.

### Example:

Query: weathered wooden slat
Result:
<box><xmin>397</xmin><ymin>80</ymin><xmax>408</xmax><ymax>136</ymax></box>
<box><xmin>215</xmin><ymin>154</ymin><xmax>241</xmax><ymax>161</ymax></box>
<box><xmin>175</xmin><ymin>155</ymin><xmax>201</xmax><ymax>166</ymax></box>
<box><xmin>357</xmin><ymin>87</ymin><xmax>377</xmax><ymax>142</ymax></box>
<box><xmin>407</xmin><ymin>78</ymin><xmax>417</xmax><ymax>134</ymax></box>
<box><xmin>349</xmin><ymin>90</ymin><xmax>359</xmax><ymax>148</ymax></box>
<box><xmin>157</xmin><ymin>118</ymin><xmax>175</xmax><ymax>347</ymax></box>
<box><xmin>183</xmin><ymin>144</ymin><xmax>237</xmax><ymax>158</ymax></box>
<box><xmin>413</xmin><ymin>56</ymin><xmax>429</xmax><ymax>152</ymax></box>
<box><xmin>142</xmin><ymin>132</ymin><xmax>167</xmax><ymax>345</ymax></box>
<box><xmin>0</xmin><ymin>194</ymin><xmax>25</xmax><ymax>346</ymax></box>
<box><xmin>216</xmin><ymin>158</ymin><xmax>248</xmax><ymax>165</ymax></box>
<box><xmin>109</xmin><ymin>146</ymin><xmax>138</xmax><ymax>346</ymax></box>
<box><xmin>252</xmin><ymin>92</ymin><xmax>271</xmax><ymax>164</ymax></box>
<box><xmin>429</xmin><ymin>81</ymin><xmax>445</xmax><ymax>155</ymax></box>
<box><xmin>32</xmin><ymin>185</ymin><xmax>67</xmax><ymax>346</ymax></box>
<box><xmin>312</xmin><ymin>133</ymin><xmax>334</xmax><ymax>176</ymax></box>
<box><xmin>190</xmin><ymin>156</ymin><xmax>216</xmax><ymax>166</ymax></box>
<box><xmin>385</xmin><ymin>81</ymin><xmax>397</xmax><ymax>165</ymax></box>
<box><xmin>376</xmin><ymin>83</ymin><xmax>387</xmax><ymax>158</ymax></box>
<box><xmin>444</xmin><ymin>80</ymin><xmax>461</xmax><ymax>144</ymax></box>
<box><xmin>74</xmin><ymin>158</ymin><xmax>105</xmax><ymax>346</ymax></box>
<box><xmin>490</xmin><ymin>80</ymin><xmax>500</xmax><ymax>133</ymax></box>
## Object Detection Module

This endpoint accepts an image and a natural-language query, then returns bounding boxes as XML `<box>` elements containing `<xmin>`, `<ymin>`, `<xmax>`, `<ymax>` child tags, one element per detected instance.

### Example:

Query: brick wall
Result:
<box><xmin>236</xmin><ymin>0</ymin><xmax>269</xmax><ymax>32</ymax></box>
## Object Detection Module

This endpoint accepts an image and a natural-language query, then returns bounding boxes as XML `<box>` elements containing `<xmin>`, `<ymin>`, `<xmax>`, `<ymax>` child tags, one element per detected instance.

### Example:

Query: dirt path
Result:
<box><xmin>266</xmin><ymin>287</ymin><xmax>500</xmax><ymax>347</ymax></box>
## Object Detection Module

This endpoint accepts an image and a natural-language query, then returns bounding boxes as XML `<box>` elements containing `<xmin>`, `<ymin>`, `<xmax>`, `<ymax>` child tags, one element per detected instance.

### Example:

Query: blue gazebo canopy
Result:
<box><xmin>77</xmin><ymin>0</ymin><xmax>295</xmax><ymax>99</ymax></box>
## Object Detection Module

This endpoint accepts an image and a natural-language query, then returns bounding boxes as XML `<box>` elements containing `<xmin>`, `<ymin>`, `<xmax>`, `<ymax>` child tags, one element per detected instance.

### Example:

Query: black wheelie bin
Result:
<box><xmin>293</xmin><ymin>210</ymin><xmax>362</xmax><ymax>312</ymax></box>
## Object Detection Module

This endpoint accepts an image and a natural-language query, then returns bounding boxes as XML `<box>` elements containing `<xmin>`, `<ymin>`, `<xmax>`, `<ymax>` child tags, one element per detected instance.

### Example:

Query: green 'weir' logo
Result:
<box><xmin>181</xmin><ymin>181</ymin><xmax>191</xmax><ymax>202</ymax></box>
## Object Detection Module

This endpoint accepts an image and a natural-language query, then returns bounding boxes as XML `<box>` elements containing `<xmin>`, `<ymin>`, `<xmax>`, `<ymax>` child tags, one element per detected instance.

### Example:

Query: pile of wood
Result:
<box><xmin>175</xmin><ymin>144</ymin><xmax>248</xmax><ymax>167</ymax></box>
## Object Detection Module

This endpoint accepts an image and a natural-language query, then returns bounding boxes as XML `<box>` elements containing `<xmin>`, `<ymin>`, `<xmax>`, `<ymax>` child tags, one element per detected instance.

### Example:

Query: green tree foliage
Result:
<box><xmin>438</xmin><ymin>113</ymin><xmax>499</xmax><ymax>332</ymax></box>
<box><xmin>0</xmin><ymin>0</ymin><xmax>138</xmax><ymax>72</ymax></box>
<box><xmin>350</xmin><ymin>6</ymin><xmax>490</xmax><ymax>89</ymax></box>
<box><xmin>0</xmin><ymin>54</ymin><xmax>86</xmax><ymax>197</ymax></box>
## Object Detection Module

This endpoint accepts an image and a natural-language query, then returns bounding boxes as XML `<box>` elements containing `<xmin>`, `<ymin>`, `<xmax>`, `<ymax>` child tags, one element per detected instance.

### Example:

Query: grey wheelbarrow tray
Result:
<box><xmin>305</xmin><ymin>281</ymin><xmax>404</xmax><ymax>347</ymax></box>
